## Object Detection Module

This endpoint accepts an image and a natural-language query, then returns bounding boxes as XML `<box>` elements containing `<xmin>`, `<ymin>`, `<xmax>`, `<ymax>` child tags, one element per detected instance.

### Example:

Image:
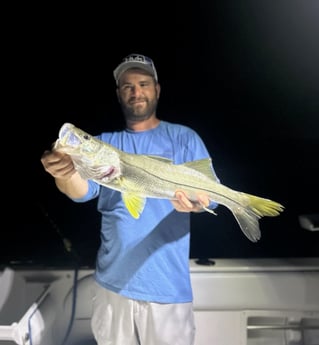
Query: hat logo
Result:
<box><xmin>124</xmin><ymin>54</ymin><xmax>147</xmax><ymax>64</ymax></box>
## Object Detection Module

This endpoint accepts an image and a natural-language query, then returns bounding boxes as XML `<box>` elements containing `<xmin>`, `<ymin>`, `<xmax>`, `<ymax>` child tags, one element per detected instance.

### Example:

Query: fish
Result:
<box><xmin>54</xmin><ymin>122</ymin><xmax>284</xmax><ymax>242</ymax></box>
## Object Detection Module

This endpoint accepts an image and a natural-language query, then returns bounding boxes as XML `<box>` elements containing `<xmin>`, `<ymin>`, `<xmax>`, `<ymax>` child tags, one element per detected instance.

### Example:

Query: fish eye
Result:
<box><xmin>83</xmin><ymin>134</ymin><xmax>90</xmax><ymax>140</ymax></box>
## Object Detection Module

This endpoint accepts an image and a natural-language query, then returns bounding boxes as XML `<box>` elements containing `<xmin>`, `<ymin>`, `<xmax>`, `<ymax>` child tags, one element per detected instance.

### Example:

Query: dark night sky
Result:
<box><xmin>6</xmin><ymin>1</ymin><xmax>319</xmax><ymax>267</ymax></box>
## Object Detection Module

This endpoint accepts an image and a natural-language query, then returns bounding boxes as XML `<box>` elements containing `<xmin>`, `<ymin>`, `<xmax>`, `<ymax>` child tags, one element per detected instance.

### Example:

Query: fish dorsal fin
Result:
<box><xmin>143</xmin><ymin>154</ymin><xmax>173</xmax><ymax>163</ymax></box>
<box><xmin>183</xmin><ymin>158</ymin><xmax>219</xmax><ymax>181</ymax></box>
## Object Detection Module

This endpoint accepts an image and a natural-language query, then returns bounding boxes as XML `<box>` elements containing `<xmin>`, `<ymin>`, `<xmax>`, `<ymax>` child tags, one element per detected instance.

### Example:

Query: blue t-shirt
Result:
<box><xmin>73</xmin><ymin>120</ymin><xmax>219</xmax><ymax>303</ymax></box>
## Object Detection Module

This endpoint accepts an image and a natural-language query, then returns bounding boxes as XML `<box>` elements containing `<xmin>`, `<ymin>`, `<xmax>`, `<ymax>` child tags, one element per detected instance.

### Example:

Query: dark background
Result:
<box><xmin>6</xmin><ymin>1</ymin><xmax>319</xmax><ymax>267</ymax></box>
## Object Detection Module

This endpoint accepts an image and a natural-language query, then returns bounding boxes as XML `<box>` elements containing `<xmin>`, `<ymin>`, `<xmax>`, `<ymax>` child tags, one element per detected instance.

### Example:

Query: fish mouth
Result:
<box><xmin>59</xmin><ymin>123</ymin><xmax>73</xmax><ymax>139</ymax></box>
<box><xmin>58</xmin><ymin>123</ymin><xmax>81</xmax><ymax>147</ymax></box>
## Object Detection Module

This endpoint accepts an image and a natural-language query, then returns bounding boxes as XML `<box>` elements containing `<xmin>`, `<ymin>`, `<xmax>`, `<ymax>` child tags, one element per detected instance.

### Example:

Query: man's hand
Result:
<box><xmin>171</xmin><ymin>190</ymin><xmax>211</xmax><ymax>213</ymax></box>
<box><xmin>41</xmin><ymin>150</ymin><xmax>76</xmax><ymax>180</ymax></box>
<box><xmin>41</xmin><ymin>149</ymin><xmax>89</xmax><ymax>198</ymax></box>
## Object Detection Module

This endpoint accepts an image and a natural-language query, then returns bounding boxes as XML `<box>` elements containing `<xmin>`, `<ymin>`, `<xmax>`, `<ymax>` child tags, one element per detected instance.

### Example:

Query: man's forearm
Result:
<box><xmin>55</xmin><ymin>171</ymin><xmax>89</xmax><ymax>199</ymax></box>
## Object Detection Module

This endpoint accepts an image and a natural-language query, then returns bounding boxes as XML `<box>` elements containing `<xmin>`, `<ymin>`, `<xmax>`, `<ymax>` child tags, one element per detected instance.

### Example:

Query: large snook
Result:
<box><xmin>54</xmin><ymin>123</ymin><xmax>284</xmax><ymax>242</ymax></box>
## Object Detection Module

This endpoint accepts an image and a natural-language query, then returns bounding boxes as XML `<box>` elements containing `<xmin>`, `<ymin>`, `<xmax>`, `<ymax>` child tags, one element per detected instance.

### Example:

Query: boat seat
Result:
<box><xmin>0</xmin><ymin>267</ymin><xmax>28</xmax><ymax>325</ymax></box>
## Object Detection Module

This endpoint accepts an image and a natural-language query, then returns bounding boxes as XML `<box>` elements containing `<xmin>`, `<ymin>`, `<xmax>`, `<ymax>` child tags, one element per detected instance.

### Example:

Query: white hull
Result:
<box><xmin>1</xmin><ymin>258</ymin><xmax>319</xmax><ymax>345</ymax></box>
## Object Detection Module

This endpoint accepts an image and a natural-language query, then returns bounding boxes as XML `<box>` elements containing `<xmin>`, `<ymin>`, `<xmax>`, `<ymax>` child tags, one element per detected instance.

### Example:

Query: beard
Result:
<box><xmin>120</xmin><ymin>96</ymin><xmax>158</xmax><ymax>123</ymax></box>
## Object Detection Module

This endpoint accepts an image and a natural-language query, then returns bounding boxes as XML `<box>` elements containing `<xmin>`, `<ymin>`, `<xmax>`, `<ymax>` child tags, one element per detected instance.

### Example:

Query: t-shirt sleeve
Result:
<box><xmin>71</xmin><ymin>179</ymin><xmax>100</xmax><ymax>203</ymax></box>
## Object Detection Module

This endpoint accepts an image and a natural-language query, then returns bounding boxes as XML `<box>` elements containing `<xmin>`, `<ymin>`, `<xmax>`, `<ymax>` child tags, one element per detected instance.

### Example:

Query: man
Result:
<box><xmin>41</xmin><ymin>53</ymin><xmax>220</xmax><ymax>345</ymax></box>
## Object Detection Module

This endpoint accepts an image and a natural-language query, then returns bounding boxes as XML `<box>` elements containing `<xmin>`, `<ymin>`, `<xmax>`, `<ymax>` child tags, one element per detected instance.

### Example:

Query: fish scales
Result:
<box><xmin>54</xmin><ymin>123</ymin><xmax>285</xmax><ymax>242</ymax></box>
<box><xmin>119</xmin><ymin>155</ymin><xmax>243</xmax><ymax>205</ymax></box>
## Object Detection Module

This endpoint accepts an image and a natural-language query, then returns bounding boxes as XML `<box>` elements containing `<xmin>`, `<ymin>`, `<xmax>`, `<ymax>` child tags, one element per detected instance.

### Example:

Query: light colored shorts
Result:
<box><xmin>91</xmin><ymin>281</ymin><xmax>195</xmax><ymax>345</ymax></box>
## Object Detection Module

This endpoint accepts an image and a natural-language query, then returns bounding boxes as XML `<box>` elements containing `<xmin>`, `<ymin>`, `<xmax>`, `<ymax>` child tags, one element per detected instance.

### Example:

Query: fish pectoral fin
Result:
<box><xmin>122</xmin><ymin>192</ymin><xmax>146</xmax><ymax>219</ymax></box>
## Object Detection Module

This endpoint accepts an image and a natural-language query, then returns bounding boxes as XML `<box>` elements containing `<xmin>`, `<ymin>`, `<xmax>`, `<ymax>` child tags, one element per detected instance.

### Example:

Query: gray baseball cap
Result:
<box><xmin>113</xmin><ymin>53</ymin><xmax>158</xmax><ymax>85</ymax></box>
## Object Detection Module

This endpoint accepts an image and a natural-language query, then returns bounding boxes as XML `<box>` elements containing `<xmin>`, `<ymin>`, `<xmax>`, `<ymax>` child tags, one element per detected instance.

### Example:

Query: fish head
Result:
<box><xmin>54</xmin><ymin>123</ymin><xmax>121</xmax><ymax>183</ymax></box>
<box><xmin>55</xmin><ymin>123</ymin><xmax>96</xmax><ymax>151</ymax></box>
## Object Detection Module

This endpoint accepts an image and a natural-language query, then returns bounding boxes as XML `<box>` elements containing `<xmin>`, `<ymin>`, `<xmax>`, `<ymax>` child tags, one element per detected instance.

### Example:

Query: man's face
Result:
<box><xmin>117</xmin><ymin>69</ymin><xmax>160</xmax><ymax>122</ymax></box>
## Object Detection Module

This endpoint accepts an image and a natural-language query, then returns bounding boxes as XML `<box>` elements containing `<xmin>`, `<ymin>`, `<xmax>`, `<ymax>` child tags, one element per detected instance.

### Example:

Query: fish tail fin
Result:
<box><xmin>245</xmin><ymin>194</ymin><xmax>285</xmax><ymax>217</ymax></box>
<box><xmin>232</xmin><ymin>194</ymin><xmax>284</xmax><ymax>242</ymax></box>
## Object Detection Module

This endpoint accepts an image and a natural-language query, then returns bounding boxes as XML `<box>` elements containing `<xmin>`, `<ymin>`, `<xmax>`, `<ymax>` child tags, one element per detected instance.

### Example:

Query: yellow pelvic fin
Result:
<box><xmin>122</xmin><ymin>192</ymin><xmax>146</xmax><ymax>219</ymax></box>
